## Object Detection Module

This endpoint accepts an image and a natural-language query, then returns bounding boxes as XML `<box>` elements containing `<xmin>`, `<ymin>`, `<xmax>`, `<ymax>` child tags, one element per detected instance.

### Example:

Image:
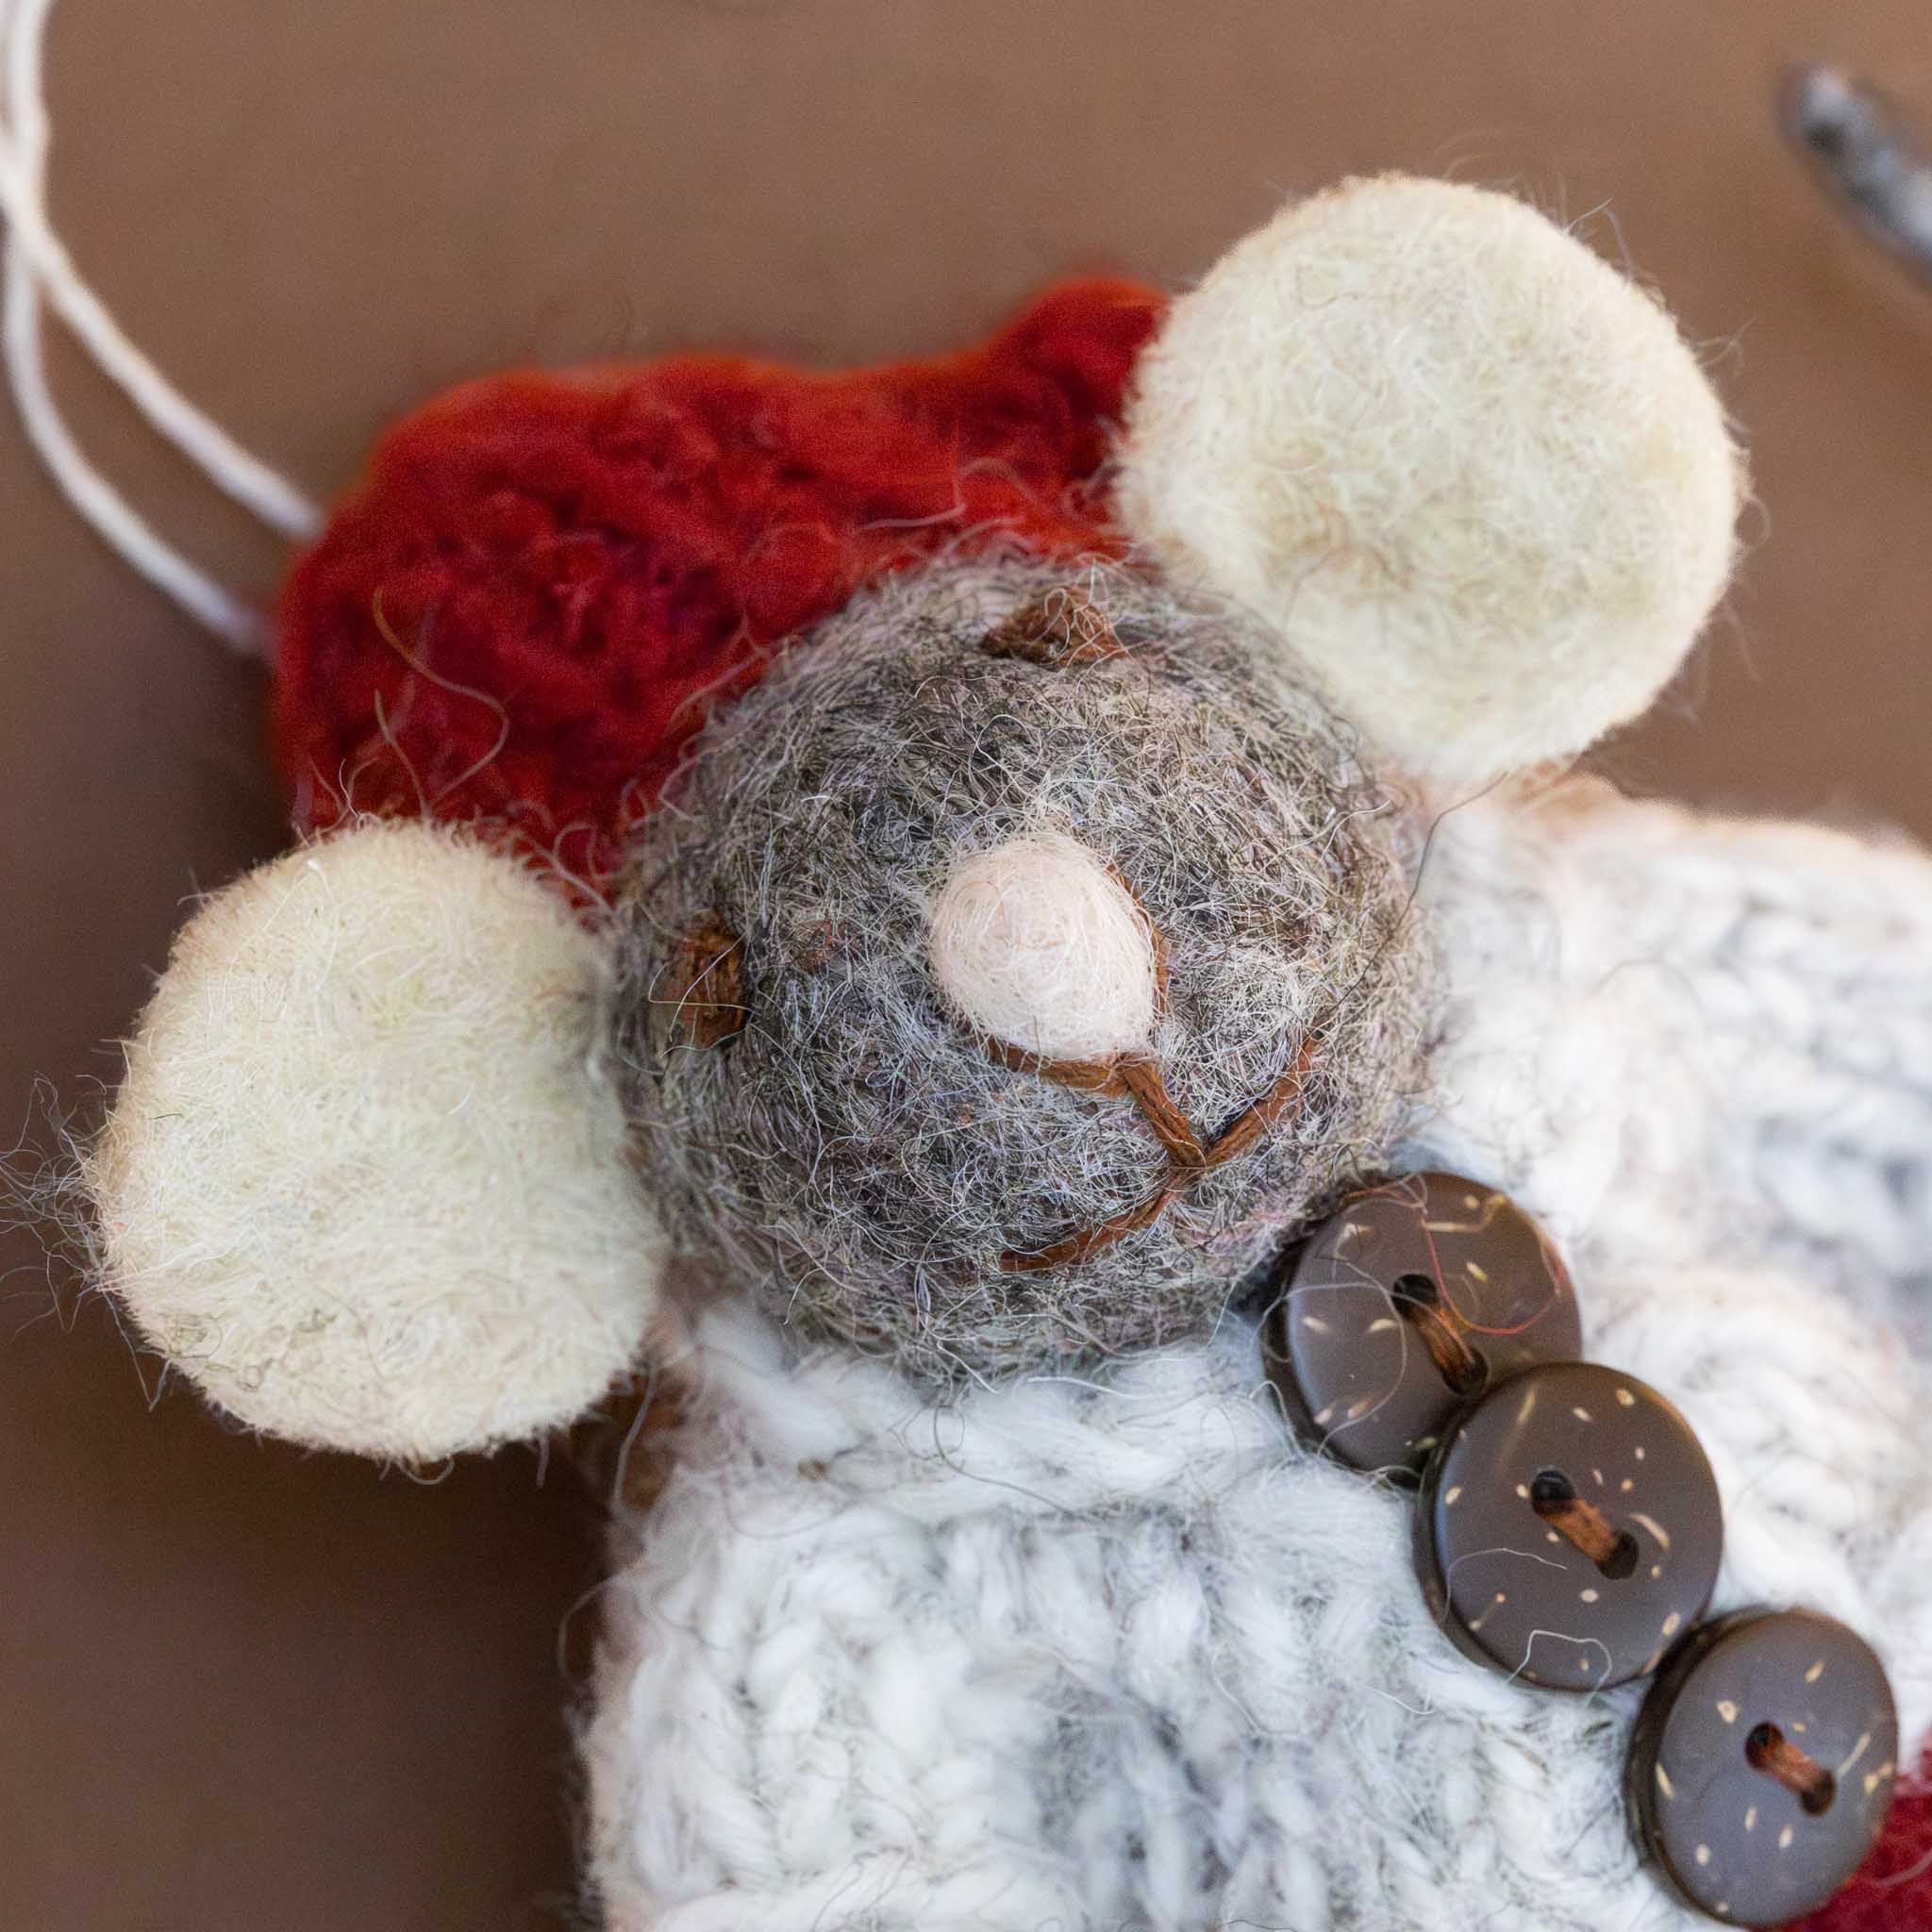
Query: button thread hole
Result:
<box><xmin>1530</xmin><ymin>1468</ymin><xmax>1640</xmax><ymax>1579</ymax></box>
<box><xmin>1746</xmin><ymin>1722</ymin><xmax>1837</xmax><ymax>1817</ymax></box>
<box><xmin>1391</xmin><ymin>1273</ymin><xmax>1488</xmax><ymax>1397</ymax></box>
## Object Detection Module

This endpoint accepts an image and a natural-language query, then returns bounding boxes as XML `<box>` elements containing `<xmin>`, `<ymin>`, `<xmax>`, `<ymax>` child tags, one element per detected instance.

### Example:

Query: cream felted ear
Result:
<box><xmin>1117</xmin><ymin>175</ymin><xmax>1746</xmax><ymax>787</ymax></box>
<box><xmin>85</xmin><ymin>821</ymin><xmax>662</xmax><ymax>1461</ymax></box>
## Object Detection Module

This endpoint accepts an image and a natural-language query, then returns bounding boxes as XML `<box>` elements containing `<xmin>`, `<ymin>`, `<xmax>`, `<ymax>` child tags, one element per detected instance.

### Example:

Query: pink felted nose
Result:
<box><xmin>927</xmin><ymin>831</ymin><xmax>1158</xmax><ymax>1062</ymax></box>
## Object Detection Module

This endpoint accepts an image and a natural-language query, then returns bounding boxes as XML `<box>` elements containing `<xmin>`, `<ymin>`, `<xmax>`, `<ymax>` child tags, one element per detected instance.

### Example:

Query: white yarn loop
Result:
<box><xmin>0</xmin><ymin>0</ymin><xmax>319</xmax><ymax>654</ymax></box>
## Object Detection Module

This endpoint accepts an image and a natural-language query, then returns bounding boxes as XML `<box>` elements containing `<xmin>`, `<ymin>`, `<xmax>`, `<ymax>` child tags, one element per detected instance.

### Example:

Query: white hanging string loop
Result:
<box><xmin>0</xmin><ymin>0</ymin><xmax>322</xmax><ymax>656</ymax></box>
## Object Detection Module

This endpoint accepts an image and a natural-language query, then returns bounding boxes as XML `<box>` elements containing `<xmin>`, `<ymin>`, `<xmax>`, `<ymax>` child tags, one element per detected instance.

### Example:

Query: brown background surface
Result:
<box><xmin>4</xmin><ymin>4</ymin><xmax>1930</xmax><ymax>1928</ymax></box>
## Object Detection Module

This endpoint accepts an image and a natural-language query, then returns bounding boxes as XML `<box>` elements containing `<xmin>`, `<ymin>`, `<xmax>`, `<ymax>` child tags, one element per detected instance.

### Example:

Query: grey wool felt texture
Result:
<box><xmin>612</xmin><ymin>557</ymin><xmax>1434</xmax><ymax>1382</ymax></box>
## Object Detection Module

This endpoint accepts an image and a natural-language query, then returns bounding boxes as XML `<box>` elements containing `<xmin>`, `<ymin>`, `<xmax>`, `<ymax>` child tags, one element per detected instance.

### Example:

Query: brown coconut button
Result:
<box><xmin>1415</xmin><ymin>1361</ymin><xmax>1723</xmax><ymax>1690</ymax></box>
<box><xmin>1628</xmin><ymin>1608</ymin><xmax>1899</xmax><ymax>1927</ymax></box>
<box><xmin>1260</xmin><ymin>1173</ymin><xmax>1581</xmax><ymax>1475</ymax></box>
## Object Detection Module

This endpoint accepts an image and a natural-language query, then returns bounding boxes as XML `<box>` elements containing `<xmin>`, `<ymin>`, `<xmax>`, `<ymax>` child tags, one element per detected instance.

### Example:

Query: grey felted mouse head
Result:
<box><xmin>610</xmin><ymin>557</ymin><xmax>1434</xmax><ymax>1380</ymax></box>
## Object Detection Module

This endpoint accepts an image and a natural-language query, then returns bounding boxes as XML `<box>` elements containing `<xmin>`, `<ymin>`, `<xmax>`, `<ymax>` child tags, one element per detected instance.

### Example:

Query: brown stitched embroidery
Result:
<box><xmin>999</xmin><ymin>1038</ymin><xmax>1320</xmax><ymax>1274</ymax></box>
<box><xmin>981</xmin><ymin>584</ymin><xmax>1125</xmax><ymax>668</ymax></box>
<box><xmin>665</xmin><ymin>918</ymin><xmax>746</xmax><ymax>1047</ymax></box>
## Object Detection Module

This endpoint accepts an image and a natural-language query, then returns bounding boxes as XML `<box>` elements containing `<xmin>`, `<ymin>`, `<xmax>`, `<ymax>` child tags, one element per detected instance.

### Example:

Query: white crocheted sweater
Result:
<box><xmin>584</xmin><ymin>778</ymin><xmax>1932</xmax><ymax>1932</ymax></box>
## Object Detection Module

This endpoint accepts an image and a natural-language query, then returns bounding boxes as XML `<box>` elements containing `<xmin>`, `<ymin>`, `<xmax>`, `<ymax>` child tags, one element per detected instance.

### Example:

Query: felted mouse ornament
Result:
<box><xmin>63</xmin><ymin>177</ymin><xmax>1932</xmax><ymax>1930</ymax></box>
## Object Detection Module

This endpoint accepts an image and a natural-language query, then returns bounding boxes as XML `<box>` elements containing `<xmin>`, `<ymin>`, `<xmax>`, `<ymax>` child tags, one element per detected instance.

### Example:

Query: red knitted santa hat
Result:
<box><xmin>273</xmin><ymin>277</ymin><xmax>1163</xmax><ymax>886</ymax></box>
